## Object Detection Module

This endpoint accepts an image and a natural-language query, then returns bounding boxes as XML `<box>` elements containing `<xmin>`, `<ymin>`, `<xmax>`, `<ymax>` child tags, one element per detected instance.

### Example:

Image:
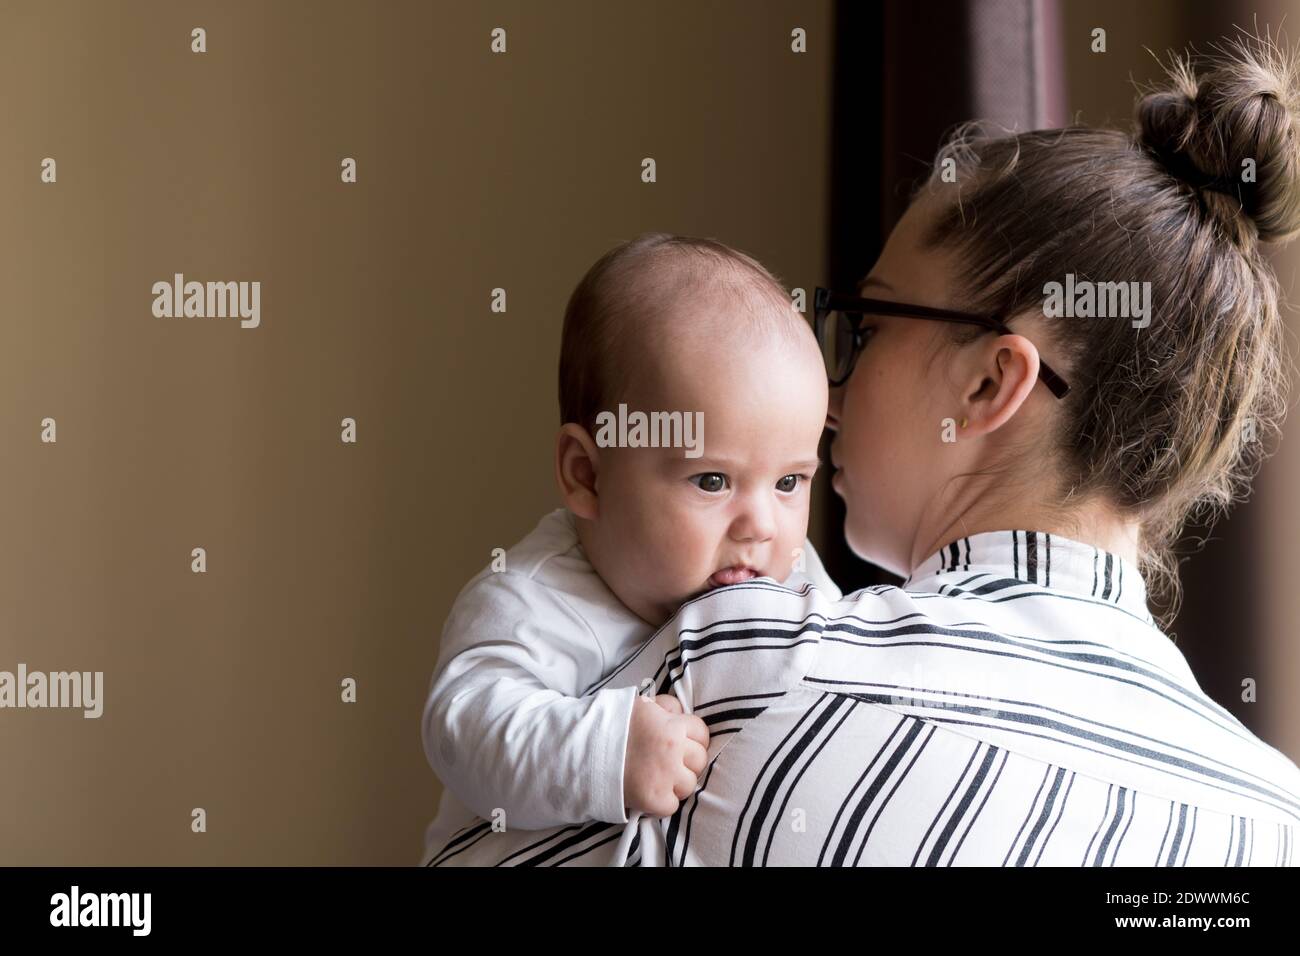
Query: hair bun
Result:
<box><xmin>1135</xmin><ymin>31</ymin><xmax>1300</xmax><ymax>242</ymax></box>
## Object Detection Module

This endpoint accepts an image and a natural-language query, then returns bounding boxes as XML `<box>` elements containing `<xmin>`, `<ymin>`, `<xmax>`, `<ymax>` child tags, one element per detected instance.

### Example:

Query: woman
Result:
<box><xmin>430</xmin><ymin>33</ymin><xmax>1300</xmax><ymax>867</ymax></box>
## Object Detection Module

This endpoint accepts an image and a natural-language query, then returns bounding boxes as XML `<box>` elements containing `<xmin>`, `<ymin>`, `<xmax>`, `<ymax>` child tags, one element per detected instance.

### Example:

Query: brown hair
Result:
<box><xmin>915</xmin><ymin>31</ymin><xmax>1299</xmax><ymax>627</ymax></box>
<box><xmin>558</xmin><ymin>232</ymin><xmax>800</xmax><ymax>435</ymax></box>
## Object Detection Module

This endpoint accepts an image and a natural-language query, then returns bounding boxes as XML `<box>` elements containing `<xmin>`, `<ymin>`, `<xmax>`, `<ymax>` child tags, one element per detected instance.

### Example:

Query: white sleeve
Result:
<box><xmin>426</xmin><ymin>580</ymin><xmax>828</xmax><ymax>866</ymax></box>
<box><xmin>421</xmin><ymin>571</ymin><xmax>639</xmax><ymax>830</ymax></box>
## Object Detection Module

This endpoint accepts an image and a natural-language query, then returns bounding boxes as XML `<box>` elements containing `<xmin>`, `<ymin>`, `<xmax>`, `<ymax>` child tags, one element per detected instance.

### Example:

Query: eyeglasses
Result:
<box><xmin>812</xmin><ymin>286</ymin><xmax>1071</xmax><ymax>398</ymax></box>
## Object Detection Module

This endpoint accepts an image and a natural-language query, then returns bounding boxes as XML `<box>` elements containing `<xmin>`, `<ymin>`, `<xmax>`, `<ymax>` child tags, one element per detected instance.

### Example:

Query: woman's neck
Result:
<box><xmin>910</xmin><ymin>490</ymin><xmax>1140</xmax><ymax>577</ymax></box>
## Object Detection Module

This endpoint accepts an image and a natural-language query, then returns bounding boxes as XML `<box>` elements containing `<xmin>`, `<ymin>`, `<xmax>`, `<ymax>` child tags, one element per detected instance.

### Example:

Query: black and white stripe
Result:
<box><xmin>426</xmin><ymin>530</ymin><xmax>1300</xmax><ymax>867</ymax></box>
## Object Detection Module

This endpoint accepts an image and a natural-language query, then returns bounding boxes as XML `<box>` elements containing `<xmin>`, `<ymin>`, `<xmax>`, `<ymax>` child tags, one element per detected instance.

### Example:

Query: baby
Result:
<box><xmin>420</xmin><ymin>233</ymin><xmax>840</xmax><ymax>861</ymax></box>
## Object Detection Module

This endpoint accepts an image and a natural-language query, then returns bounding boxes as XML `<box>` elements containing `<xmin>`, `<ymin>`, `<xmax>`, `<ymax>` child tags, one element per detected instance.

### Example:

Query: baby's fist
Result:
<box><xmin>623</xmin><ymin>694</ymin><xmax>710</xmax><ymax>818</ymax></box>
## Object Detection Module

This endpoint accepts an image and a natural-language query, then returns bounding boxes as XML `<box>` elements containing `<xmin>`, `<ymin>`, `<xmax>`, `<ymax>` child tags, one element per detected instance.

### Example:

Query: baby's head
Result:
<box><xmin>555</xmin><ymin>233</ymin><xmax>829</xmax><ymax>627</ymax></box>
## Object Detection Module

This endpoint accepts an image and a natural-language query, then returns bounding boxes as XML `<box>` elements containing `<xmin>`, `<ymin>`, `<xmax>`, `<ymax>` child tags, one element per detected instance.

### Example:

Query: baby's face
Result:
<box><xmin>587</xmin><ymin>309</ymin><xmax>829</xmax><ymax>626</ymax></box>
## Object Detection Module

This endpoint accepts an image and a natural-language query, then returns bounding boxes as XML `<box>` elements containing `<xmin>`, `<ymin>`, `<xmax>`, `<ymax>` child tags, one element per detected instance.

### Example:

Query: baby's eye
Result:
<box><xmin>776</xmin><ymin>474</ymin><xmax>803</xmax><ymax>493</ymax></box>
<box><xmin>691</xmin><ymin>473</ymin><xmax>729</xmax><ymax>493</ymax></box>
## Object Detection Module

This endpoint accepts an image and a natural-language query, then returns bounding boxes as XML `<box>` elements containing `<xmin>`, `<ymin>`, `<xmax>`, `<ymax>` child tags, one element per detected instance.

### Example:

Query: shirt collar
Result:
<box><xmin>903</xmin><ymin>529</ymin><xmax>1153</xmax><ymax>621</ymax></box>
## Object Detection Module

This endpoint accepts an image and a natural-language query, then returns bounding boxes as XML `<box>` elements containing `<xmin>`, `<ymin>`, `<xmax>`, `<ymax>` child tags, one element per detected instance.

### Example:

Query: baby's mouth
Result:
<box><xmin>707</xmin><ymin>566</ymin><xmax>761</xmax><ymax>588</ymax></box>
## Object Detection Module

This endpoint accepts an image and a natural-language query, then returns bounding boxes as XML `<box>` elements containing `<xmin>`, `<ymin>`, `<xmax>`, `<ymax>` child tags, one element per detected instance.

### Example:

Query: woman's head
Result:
<box><xmin>828</xmin><ymin>31</ymin><xmax>1299</xmax><ymax>623</ymax></box>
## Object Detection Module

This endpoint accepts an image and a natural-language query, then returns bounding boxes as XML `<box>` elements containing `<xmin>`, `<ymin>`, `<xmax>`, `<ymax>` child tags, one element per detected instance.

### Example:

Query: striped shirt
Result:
<box><xmin>424</xmin><ymin>530</ymin><xmax>1300</xmax><ymax>866</ymax></box>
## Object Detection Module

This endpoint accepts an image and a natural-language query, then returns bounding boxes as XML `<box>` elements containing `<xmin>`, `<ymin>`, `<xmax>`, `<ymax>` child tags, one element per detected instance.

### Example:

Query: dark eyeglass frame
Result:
<box><xmin>813</xmin><ymin>287</ymin><xmax>1071</xmax><ymax>399</ymax></box>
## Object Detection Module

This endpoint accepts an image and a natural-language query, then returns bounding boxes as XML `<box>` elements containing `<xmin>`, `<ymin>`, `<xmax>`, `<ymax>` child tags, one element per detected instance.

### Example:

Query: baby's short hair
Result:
<box><xmin>558</xmin><ymin>232</ymin><xmax>802</xmax><ymax>433</ymax></box>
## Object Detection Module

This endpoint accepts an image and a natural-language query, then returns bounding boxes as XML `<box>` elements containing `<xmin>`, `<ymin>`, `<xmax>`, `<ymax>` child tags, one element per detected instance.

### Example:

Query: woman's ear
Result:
<box><xmin>961</xmin><ymin>332</ymin><xmax>1040</xmax><ymax>435</ymax></box>
<box><xmin>555</xmin><ymin>423</ymin><xmax>601</xmax><ymax>519</ymax></box>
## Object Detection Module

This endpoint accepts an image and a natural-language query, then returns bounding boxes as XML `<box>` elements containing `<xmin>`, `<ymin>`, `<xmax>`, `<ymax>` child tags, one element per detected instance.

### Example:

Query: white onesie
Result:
<box><xmin>419</xmin><ymin>507</ymin><xmax>841</xmax><ymax>861</ymax></box>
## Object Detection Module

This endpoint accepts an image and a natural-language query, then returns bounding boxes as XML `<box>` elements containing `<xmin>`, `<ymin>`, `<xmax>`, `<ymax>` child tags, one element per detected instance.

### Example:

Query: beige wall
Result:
<box><xmin>0</xmin><ymin>0</ymin><xmax>834</xmax><ymax>863</ymax></box>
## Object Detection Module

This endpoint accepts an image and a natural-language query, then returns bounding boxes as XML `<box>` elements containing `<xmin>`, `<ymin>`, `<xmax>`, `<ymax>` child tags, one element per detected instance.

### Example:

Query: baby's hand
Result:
<box><xmin>623</xmin><ymin>694</ymin><xmax>710</xmax><ymax>818</ymax></box>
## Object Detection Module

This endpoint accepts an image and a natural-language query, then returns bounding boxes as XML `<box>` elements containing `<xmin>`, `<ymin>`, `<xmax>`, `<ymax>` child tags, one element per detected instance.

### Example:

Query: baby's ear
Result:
<box><xmin>554</xmin><ymin>423</ymin><xmax>601</xmax><ymax>519</ymax></box>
